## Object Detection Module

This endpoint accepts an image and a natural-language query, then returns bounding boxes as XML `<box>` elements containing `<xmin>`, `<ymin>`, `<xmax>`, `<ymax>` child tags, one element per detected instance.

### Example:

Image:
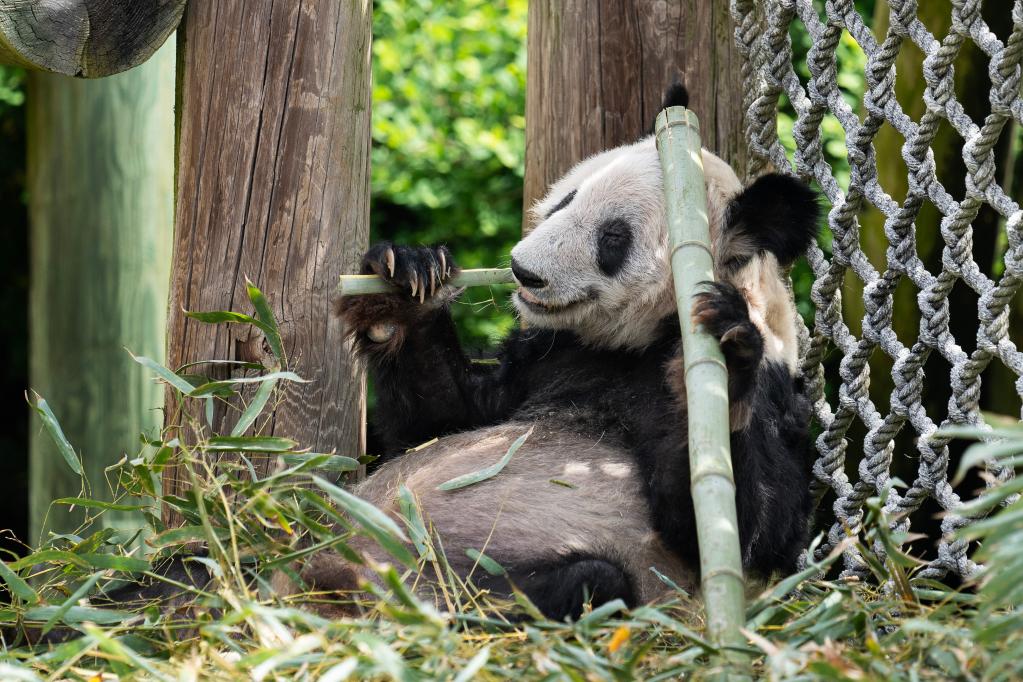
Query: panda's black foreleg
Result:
<box><xmin>475</xmin><ymin>555</ymin><xmax>636</xmax><ymax>621</ymax></box>
<box><xmin>337</xmin><ymin>243</ymin><xmax>518</xmax><ymax>453</ymax></box>
<box><xmin>691</xmin><ymin>281</ymin><xmax>764</xmax><ymax>404</ymax></box>
<box><xmin>684</xmin><ymin>282</ymin><xmax>811</xmax><ymax>576</ymax></box>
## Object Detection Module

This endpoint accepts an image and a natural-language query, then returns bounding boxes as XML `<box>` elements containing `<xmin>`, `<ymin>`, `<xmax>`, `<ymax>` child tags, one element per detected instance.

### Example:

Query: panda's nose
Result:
<box><xmin>511</xmin><ymin>258</ymin><xmax>547</xmax><ymax>289</ymax></box>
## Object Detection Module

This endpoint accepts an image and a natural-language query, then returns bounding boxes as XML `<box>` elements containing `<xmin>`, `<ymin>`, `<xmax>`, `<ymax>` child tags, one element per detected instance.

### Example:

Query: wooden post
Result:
<box><xmin>0</xmin><ymin>0</ymin><xmax>185</xmax><ymax>77</ymax></box>
<box><xmin>164</xmin><ymin>0</ymin><xmax>371</xmax><ymax>520</ymax></box>
<box><xmin>27</xmin><ymin>41</ymin><xmax>175</xmax><ymax>540</ymax></box>
<box><xmin>523</xmin><ymin>0</ymin><xmax>746</xmax><ymax>226</ymax></box>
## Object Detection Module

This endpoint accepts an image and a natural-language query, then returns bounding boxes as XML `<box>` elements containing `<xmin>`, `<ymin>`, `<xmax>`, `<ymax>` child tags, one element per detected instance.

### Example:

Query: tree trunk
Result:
<box><xmin>0</xmin><ymin>0</ymin><xmax>185</xmax><ymax>77</ymax></box>
<box><xmin>28</xmin><ymin>41</ymin><xmax>175</xmax><ymax>540</ymax></box>
<box><xmin>523</xmin><ymin>0</ymin><xmax>746</xmax><ymax>226</ymax></box>
<box><xmin>163</xmin><ymin>0</ymin><xmax>371</xmax><ymax>522</ymax></box>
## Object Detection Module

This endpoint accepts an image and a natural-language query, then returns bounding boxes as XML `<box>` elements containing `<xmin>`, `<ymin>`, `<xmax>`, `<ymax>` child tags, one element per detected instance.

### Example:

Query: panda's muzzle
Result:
<box><xmin>515</xmin><ymin>287</ymin><xmax>588</xmax><ymax>314</ymax></box>
<box><xmin>511</xmin><ymin>258</ymin><xmax>547</xmax><ymax>289</ymax></box>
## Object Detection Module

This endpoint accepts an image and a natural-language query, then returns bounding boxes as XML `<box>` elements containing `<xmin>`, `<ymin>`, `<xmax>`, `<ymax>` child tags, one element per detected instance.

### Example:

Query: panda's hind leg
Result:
<box><xmin>477</xmin><ymin>555</ymin><xmax>636</xmax><ymax>621</ymax></box>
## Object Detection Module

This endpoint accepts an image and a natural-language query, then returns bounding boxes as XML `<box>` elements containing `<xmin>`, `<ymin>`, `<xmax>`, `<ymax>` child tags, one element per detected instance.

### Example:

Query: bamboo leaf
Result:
<box><xmin>28</xmin><ymin>394</ymin><xmax>82</xmax><ymax>475</ymax></box>
<box><xmin>232</xmin><ymin>377</ymin><xmax>278</xmax><ymax>436</ymax></box>
<box><xmin>202</xmin><ymin>436</ymin><xmax>298</xmax><ymax>452</ymax></box>
<box><xmin>189</xmin><ymin>371</ymin><xmax>305</xmax><ymax>397</ymax></box>
<box><xmin>466</xmin><ymin>548</ymin><xmax>506</xmax><ymax>576</ymax></box>
<box><xmin>130</xmin><ymin>352</ymin><xmax>196</xmax><ymax>396</ymax></box>
<box><xmin>78</xmin><ymin>554</ymin><xmax>150</xmax><ymax>573</ymax></box>
<box><xmin>246</xmin><ymin>279</ymin><xmax>284</xmax><ymax>362</ymax></box>
<box><xmin>53</xmin><ymin>497</ymin><xmax>148</xmax><ymax>512</ymax></box>
<box><xmin>437</xmin><ymin>426</ymin><xmax>532</xmax><ymax>491</ymax></box>
<box><xmin>23</xmin><ymin>604</ymin><xmax>134</xmax><ymax>626</ymax></box>
<box><xmin>312</xmin><ymin>475</ymin><xmax>415</xmax><ymax>568</ymax></box>
<box><xmin>149</xmin><ymin>525</ymin><xmax>215</xmax><ymax>549</ymax></box>
<box><xmin>454</xmin><ymin>646</ymin><xmax>490</xmax><ymax>682</ymax></box>
<box><xmin>280</xmin><ymin>453</ymin><xmax>360</xmax><ymax>472</ymax></box>
<box><xmin>0</xmin><ymin>559</ymin><xmax>40</xmax><ymax>604</ymax></box>
<box><xmin>42</xmin><ymin>572</ymin><xmax>104</xmax><ymax>635</ymax></box>
<box><xmin>398</xmin><ymin>486</ymin><xmax>433</xmax><ymax>560</ymax></box>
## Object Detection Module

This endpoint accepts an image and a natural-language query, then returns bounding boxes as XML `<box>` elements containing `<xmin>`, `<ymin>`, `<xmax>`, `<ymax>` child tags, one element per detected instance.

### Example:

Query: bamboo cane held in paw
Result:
<box><xmin>338</xmin><ymin>268</ymin><xmax>515</xmax><ymax>296</ymax></box>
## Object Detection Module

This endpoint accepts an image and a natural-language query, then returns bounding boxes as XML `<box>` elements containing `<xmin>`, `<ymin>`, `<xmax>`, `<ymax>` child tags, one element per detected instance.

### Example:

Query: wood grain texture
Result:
<box><xmin>523</xmin><ymin>0</ymin><xmax>746</xmax><ymax>227</ymax></box>
<box><xmin>28</xmin><ymin>41</ymin><xmax>175</xmax><ymax>540</ymax></box>
<box><xmin>164</xmin><ymin>0</ymin><xmax>371</xmax><ymax>518</ymax></box>
<box><xmin>0</xmin><ymin>0</ymin><xmax>185</xmax><ymax>77</ymax></box>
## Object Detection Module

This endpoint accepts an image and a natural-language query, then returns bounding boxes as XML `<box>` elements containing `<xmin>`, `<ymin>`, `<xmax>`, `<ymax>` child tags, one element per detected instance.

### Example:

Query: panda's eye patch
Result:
<box><xmin>596</xmin><ymin>218</ymin><xmax>633</xmax><ymax>276</ymax></box>
<box><xmin>545</xmin><ymin>189</ymin><xmax>577</xmax><ymax>218</ymax></box>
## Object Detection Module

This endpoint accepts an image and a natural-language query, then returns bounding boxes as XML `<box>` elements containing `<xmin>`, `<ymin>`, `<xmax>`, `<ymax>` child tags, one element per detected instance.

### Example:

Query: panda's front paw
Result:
<box><xmin>692</xmin><ymin>282</ymin><xmax>763</xmax><ymax>374</ymax></box>
<box><xmin>335</xmin><ymin>243</ymin><xmax>460</xmax><ymax>352</ymax></box>
<box><xmin>361</xmin><ymin>243</ymin><xmax>458</xmax><ymax>303</ymax></box>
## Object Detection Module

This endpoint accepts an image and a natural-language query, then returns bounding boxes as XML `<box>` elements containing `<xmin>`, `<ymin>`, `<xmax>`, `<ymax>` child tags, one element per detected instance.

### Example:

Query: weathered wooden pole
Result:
<box><xmin>164</xmin><ymin>0</ymin><xmax>371</xmax><ymax>520</ymax></box>
<box><xmin>0</xmin><ymin>1</ymin><xmax>185</xmax><ymax>77</ymax></box>
<box><xmin>523</xmin><ymin>0</ymin><xmax>747</xmax><ymax>225</ymax></box>
<box><xmin>27</xmin><ymin>41</ymin><xmax>176</xmax><ymax>539</ymax></box>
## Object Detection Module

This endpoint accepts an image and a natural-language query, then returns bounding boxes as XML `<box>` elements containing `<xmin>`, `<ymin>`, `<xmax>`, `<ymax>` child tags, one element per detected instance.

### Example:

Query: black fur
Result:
<box><xmin>339</xmin><ymin>247</ymin><xmax>813</xmax><ymax>607</ymax></box>
<box><xmin>596</xmin><ymin>218</ymin><xmax>634</xmax><ymax>277</ymax></box>
<box><xmin>721</xmin><ymin>173</ymin><xmax>821</xmax><ymax>272</ymax></box>
<box><xmin>476</xmin><ymin>555</ymin><xmax>636</xmax><ymax>621</ymax></box>
<box><xmin>546</xmin><ymin>189</ymin><xmax>578</xmax><ymax>218</ymax></box>
<box><xmin>661</xmin><ymin>82</ymin><xmax>689</xmax><ymax>110</ymax></box>
<box><xmin>692</xmin><ymin>281</ymin><xmax>765</xmax><ymax>402</ymax></box>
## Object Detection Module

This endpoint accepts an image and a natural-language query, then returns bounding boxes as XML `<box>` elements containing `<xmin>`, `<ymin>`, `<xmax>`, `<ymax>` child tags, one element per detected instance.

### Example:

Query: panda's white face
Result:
<box><xmin>510</xmin><ymin>137</ymin><xmax>742</xmax><ymax>350</ymax></box>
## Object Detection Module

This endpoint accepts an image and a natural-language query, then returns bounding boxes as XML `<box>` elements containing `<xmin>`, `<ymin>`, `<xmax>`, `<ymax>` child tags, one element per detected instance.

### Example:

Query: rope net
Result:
<box><xmin>731</xmin><ymin>0</ymin><xmax>1023</xmax><ymax>579</ymax></box>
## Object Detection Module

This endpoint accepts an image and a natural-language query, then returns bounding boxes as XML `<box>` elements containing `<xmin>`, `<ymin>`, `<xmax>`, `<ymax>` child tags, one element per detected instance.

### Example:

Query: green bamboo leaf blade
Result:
<box><xmin>130</xmin><ymin>352</ymin><xmax>197</xmax><ymax>396</ymax></box>
<box><xmin>29</xmin><ymin>395</ymin><xmax>82</xmax><ymax>475</ymax></box>
<box><xmin>466</xmin><ymin>548</ymin><xmax>506</xmax><ymax>576</ymax></box>
<box><xmin>0</xmin><ymin>559</ymin><xmax>40</xmax><ymax>604</ymax></box>
<box><xmin>149</xmin><ymin>525</ymin><xmax>225</xmax><ymax>549</ymax></box>
<box><xmin>437</xmin><ymin>427</ymin><xmax>532</xmax><ymax>491</ymax></box>
<box><xmin>202</xmin><ymin>436</ymin><xmax>298</xmax><ymax>452</ymax></box>
<box><xmin>953</xmin><ymin>440</ymin><xmax>1023</xmax><ymax>484</ymax></box>
<box><xmin>77</xmin><ymin>554</ymin><xmax>151</xmax><ymax>573</ymax></box>
<box><xmin>398</xmin><ymin>486</ymin><xmax>433</xmax><ymax>560</ymax></box>
<box><xmin>312</xmin><ymin>475</ymin><xmax>415</xmax><ymax>569</ymax></box>
<box><xmin>280</xmin><ymin>453</ymin><xmax>360</xmax><ymax>473</ymax></box>
<box><xmin>232</xmin><ymin>377</ymin><xmax>278</xmax><ymax>436</ymax></box>
<box><xmin>8</xmin><ymin>549</ymin><xmax>91</xmax><ymax>571</ymax></box>
<box><xmin>53</xmin><ymin>497</ymin><xmax>150</xmax><ymax>512</ymax></box>
<box><xmin>42</xmin><ymin>572</ymin><xmax>104</xmax><ymax>635</ymax></box>
<box><xmin>23</xmin><ymin>605</ymin><xmax>135</xmax><ymax>626</ymax></box>
<box><xmin>246</xmin><ymin>280</ymin><xmax>285</xmax><ymax>362</ymax></box>
<box><xmin>189</xmin><ymin>371</ymin><xmax>305</xmax><ymax>398</ymax></box>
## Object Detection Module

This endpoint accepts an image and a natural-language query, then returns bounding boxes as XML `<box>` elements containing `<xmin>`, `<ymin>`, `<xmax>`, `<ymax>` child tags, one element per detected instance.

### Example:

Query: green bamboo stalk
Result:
<box><xmin>338</xmin><ymin>268</ymin><xmax>514</xmax><ymax>296</ymax></box>
<box><xmin>655</xmin><ymin>107</ymin><xmax>746</xmax><ymax>650</ymax></box>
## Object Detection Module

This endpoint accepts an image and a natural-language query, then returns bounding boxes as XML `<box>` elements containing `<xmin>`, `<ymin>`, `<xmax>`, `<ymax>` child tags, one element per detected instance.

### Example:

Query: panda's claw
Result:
<box><xmin>386</xmin><ymin>247</ymin><xmax>396</xmax><ymax>278</ymax></box>
<box><xmin>439</xmin><ymin>250</ymin><xmax>447</xmax><ymax>279</ymax></box>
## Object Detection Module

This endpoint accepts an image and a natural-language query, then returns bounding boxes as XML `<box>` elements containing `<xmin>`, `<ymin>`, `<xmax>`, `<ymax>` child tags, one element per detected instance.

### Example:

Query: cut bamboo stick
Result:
<box><xmin>338</xmin><ymin>267</ymin><xmax>515</xmax><ymax>296</ymax></box>
<box><xmin>655</xmin><ymin>106</ymin><xmax>746</xmax><ymax>650</ymax></box>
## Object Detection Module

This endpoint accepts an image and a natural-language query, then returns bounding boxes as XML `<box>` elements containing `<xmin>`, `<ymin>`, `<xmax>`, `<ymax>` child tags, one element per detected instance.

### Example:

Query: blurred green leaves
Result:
<box><xmin>372</xmin><ymin>0</ymin><xmax>526</xmax><ymax>347</ymax></box>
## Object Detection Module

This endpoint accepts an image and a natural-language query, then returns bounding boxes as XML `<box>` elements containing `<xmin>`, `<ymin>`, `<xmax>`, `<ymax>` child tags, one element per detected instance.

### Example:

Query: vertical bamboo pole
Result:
<box><xmin>655</xmin><ymin>107</ymin><xmax>745</xmax><ymax>649</ymax></box>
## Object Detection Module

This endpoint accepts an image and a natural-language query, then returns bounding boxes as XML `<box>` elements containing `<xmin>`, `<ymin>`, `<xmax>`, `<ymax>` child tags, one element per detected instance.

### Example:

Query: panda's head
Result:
<box><xmin>510</xmin><ymin>136</ymin><xmax>744</xmax><ymax>350</ymax></box>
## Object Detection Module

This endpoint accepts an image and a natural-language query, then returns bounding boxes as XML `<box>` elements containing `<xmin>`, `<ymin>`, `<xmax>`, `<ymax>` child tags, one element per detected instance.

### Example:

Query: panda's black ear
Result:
<box><xmin>726</xmin><ymin>173</ymin><xmax>821</xmax><ymax>266</ymax></box>
<box><xmin>660</xmin><ymin>82</ymin><xmax>689</xmax><ymax>110</ymax></box>
<box><xmin>646</xmin><ymin>82</ymin><xmax>690</xmax><ymax>138</ymax></box>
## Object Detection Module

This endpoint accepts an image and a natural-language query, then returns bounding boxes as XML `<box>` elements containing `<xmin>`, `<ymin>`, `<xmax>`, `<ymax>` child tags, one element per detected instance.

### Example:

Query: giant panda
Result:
<box><xmin>287</xmin><ymin>85</ymin><xmax>820</xmax><ymax>621</ymax></box>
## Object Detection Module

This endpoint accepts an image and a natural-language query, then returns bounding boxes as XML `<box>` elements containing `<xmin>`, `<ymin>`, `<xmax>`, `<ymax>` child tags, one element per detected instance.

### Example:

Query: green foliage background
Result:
<box><xmin>371</xmin><ymin>0</ymin><xmax>527</xmax><ymax>349</ymax></box>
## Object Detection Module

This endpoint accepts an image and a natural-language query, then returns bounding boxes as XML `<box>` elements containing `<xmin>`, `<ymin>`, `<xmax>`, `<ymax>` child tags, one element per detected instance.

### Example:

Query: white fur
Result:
<box><xmin>512</xmin><ymin>136</ymin><xmax>742</xmax><ymax>350</ymax></box>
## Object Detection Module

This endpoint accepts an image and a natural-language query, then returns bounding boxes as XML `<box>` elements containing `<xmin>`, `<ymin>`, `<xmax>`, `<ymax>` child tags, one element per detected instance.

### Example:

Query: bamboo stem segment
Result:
<box><xmin>338</xmin><ymin>268</ymin><xmax>515</xmax><ymax>296</ymax></box>
<box><xmin>655</xmin><ymin>107</ymin><xmax>746</xmax><ymax>650</ymax></box>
